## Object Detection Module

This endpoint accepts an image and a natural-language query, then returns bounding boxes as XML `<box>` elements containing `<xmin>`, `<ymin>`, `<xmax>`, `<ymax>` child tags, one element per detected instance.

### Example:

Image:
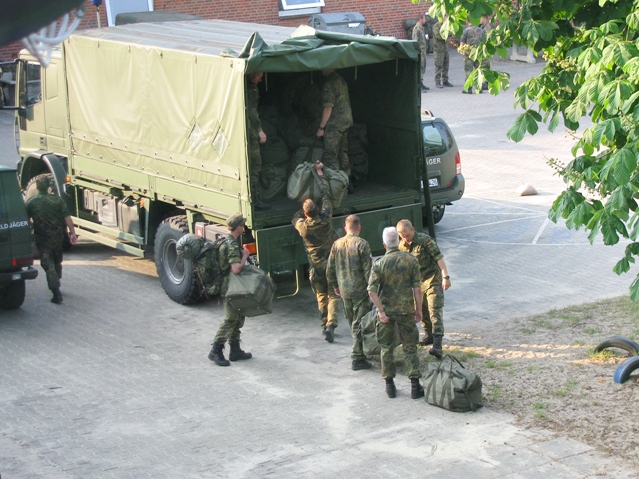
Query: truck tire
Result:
<box><xmin>594</xmin><ymin>336</ymin><xmax>639</xmax><ymax>356</ymax></box>
<box><xmin>154</xmin><ymin>216</ymin><xmax>201</xmax><ymax>304</ymax></box>
<box><xmin>613</xmin><ymin>356</ymin><xmax>639</xmax><ymax>384</ymax></box>
<box><xmin>0</xmin><ymin>280</ymin><xmax>26</xmax><ymax>309</ymax></box>
<box><xmin>432</xmin><ymin>204</ymin><xmax>445</xmax><ymax>224</ymax></box>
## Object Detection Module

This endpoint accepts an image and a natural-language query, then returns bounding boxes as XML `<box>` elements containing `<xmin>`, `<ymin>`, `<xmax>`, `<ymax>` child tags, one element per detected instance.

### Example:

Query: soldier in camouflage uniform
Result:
<box><xmin>208</xmin><ymin>213</ymin><xmax>253</xmax><ymax>366</ymax></box>
<box><xmin>433</xmin><ymin>19</ymin><xmax>453</xmax><ymax>88</ymax></box>
<box><xmin>25</xmin><ymin>176</ymin><xmax>77</xmax><ymax>304</ymax></box>
<box><xmin>412</xmin><ymin>14</ymin><xmax>429</xmax><ymax>92</ymax></box>
<box><xmin>425</xmin><ymin>15</ymin><xmax>437</xmax><ymax>54</ymax></box>
<box><xmin>317</xmin><ymin>69</ymin><xmax>353</xmax><ymax>177</ymax></box>
<box><xmin>397</xmin><ymin>219</ymin><xmax>450</xmax><ymax>359</ymax></box>
<box><xmin>293</xmin><ymin>162</ymin><xmax>340</xmax><ymax>342</ymax></box>
<box><xmin>459</xmin><ymin>21</ymin><xmax>486</xmax><ymax>94</ymax></box>
<box><xmin>479</xmin><ymin>15</ymin><xmax>493</xmax><ymax>90</ymax></box>
<box><xmin>327</xmin><ymin>214</ymin><xmax>372</xmax><ymax>370</ymax></box>
<box><xmin>368</xmin><ymin>227</ymin><xmax>425</xmax><ymax>400</ymax></box>
<box><xmin>247</xmin><ymin>72</ymin><xmax>270</xmax><ymax>210</ymax></box>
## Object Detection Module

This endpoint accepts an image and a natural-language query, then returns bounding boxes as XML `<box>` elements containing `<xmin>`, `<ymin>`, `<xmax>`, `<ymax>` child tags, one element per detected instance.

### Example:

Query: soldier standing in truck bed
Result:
<box><xmin>246</xmin><ymin>71</ymin><xmax>270</xmax><ymax>210</ymax></box>
<box><xmin>317</xmin><ymin>69</ymin><xmax>353</xmax><ymax>178</ymax></box>
<box><xmin>293</xmin><ymin>162</ymin><xmax>340</xmax><ymax>342</ymax></box>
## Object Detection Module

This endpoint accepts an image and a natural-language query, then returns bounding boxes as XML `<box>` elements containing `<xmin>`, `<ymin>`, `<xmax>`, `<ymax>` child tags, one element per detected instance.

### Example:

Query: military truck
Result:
<box><xmin>9</xmin><ymin>20</ymin><xmax>435</xmax><ymax>304</ymax></box>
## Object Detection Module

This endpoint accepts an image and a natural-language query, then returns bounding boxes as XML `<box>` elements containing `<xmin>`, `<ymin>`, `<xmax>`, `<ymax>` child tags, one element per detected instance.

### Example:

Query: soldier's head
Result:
<box><xmin>396</xmin><ymin>219</ymin><xmax>416</xmax><ymax>243</ymax></box>
<box><xmin>417</xmin><ymin>14</ymin><xmax>426</xmax><ymax>25</ymax></box>
<box><xmin>344</xmin><ymin>214</ymin><xmax>361</xmax><ymax>235</ymax></box>
<box><xmin>302</xmin><ymin>198</ymin><xmax>319</xmax><ymax>218</ymax></box>
<box><xmin>382</xmin><ymin>226</ymin><xmax>399</xmax><ymax>250</ymax></box>
<box><xmin>35</xmin><ymin>176</ymin><xmax>51</xmax><ymax>193</ymax></box>
<box><xmin>480</xmin><ymin>14</ymin><xmax>490</xmax><ymax>25</ymax></box>
<box><xmin>249</xmin><ymin>72</ymin><xmax>264</xmax><ymax>85</ymax></box>
<box><xmin>226</xmin><ymin>213</ymin><xmax>246</xmax><ymax>236</ymax></box>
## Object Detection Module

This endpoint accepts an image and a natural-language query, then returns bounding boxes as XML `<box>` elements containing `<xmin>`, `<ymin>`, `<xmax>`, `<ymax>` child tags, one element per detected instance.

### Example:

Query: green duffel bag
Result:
<box><xmin>226</xmin><ymin>265</ymin><xmax>276</xmax><ymax>317</ymax></box>
<box><xmin>424</xmin><ymin>355</ymin><xmax>484</xmax><ymax>412</ymax></box>
<box><xmin>287</xmin><ymin>162</ymin><xmax>349</xmax><ymax>208</ymax></box>
<box><xmin>360</xmin><ymin>306</ymin><xmax>401</xmax><ymax>357</ymax></box>
<box><xmin>175</xmin><ymin>233</ymin><xmax>204</xmax><ymax>261</ymax></box>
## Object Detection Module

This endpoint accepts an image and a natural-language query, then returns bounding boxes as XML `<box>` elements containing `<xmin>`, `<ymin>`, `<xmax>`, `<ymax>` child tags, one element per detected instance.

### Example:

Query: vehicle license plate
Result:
<box><xmin>428</xmin><ymin>178</ymin><xmax>439</xmax><ymax>188</ymax></box>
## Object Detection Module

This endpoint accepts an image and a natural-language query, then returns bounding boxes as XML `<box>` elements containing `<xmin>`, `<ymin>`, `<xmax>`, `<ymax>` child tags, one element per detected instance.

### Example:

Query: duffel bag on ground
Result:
<box><xmin>226</xmin><ymin>265</ymin><xmax>276</xmax><ymax>317</ymax></box>
<box><xmin>424</xmin><ymin>354</ymin><xmax>483</xmax><ymax>412</ymax></box>
<box><xmin>360</xmin><ymin>306</ymin><xmax>401</xmax><ymax>357</ymax></box>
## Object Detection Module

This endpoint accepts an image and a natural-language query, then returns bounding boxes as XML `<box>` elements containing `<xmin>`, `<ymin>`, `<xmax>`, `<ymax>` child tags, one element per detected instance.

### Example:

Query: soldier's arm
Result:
<box><xmin>361</xmin><ymin>242</ymin><xmax>372</xmax><ymax>279</ymax></box>
<box><xmin>64</xmin><ymin>216</ymin><xmax>77</xmax><ymax>245</ymax></box>
<box><xmin>228</xmin><ymin>240</ymin><xmax>249</xmax><ymax>275</ymax></box>
<box><xmin>316</xmin><ymin>165</ymin><xmax>333</xmax><ymax>214</ymax></box>
<box><xmin>326</xmin><ymin>247</ymin><xmax>340</xmax><ymax>296</ymax></box>
<box><xmin>413</xmin><ymin>286</ymin><xmax>423</xmax><ymax>323</ymax></box>
<box><xmin>438</xmin><ymin>257</ymin><xmax>451</xmax><ymax>290</ymax></box>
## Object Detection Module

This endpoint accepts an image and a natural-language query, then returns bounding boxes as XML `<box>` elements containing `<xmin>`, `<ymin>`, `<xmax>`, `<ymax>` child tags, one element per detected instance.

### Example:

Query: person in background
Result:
<box><xmin>433</xmin><ymin>17</ymin><xmax>453</xmax><ymax>89</ymax></box>
<box><xmin>247</xmin><ymin>71</ymin><xmax>270</xmax><ymax>210</ymax></box>
<box><xmin>25</xmin><ymin>176</ymin><xmax>77</xmax><ymax>304</ymax></box>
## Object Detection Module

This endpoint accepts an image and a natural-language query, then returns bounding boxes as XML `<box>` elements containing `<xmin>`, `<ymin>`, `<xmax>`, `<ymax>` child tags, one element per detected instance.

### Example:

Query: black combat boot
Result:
<box><xmin>351</xmin><ymin>359</ymin><xmax>372</xmax><ymax>370</ymax></box>
<box><xmin>324</xmin><ymin>325</ymin><xmax>335</xmax><ymax>343</ymax></box>
<box><xmin>411</xmin><ymin>378</ymin><xmax>425</xmax><ymax>399</ymax></box>
<box><xmin>229</xmin><ymin>340</ymin><xmax>252</xmax><ymax>361</ymax></box>
<box><xmin>51</xmin><ymin>288</ymin><xmax>63</xmax><ymax>304</ymax></box>
<box><xmin>419</xmin><ymin>333</ymin><xmax>433</xmax><ymax>346</ymax></box>
<box><xmin>208</xmin><ymin>342</ymin><xmax>230</xmax><ymax>366</ymax></box>
<box><xmin>385</xmin><ymin>378</ymin><xmax>396</xmax><ymax>398</ymax></box>
<box><xmin>429</xmin><ymin>334</ymin><xmax>443</xmax><ymax>359</ymax></box>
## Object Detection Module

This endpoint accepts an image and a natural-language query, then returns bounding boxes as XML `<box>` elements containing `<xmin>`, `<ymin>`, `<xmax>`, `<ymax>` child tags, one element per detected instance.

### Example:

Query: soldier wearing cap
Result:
<box><xmin>25</xmin><ymin>175</ymin><xmax>77</xmax><ymax>304</ymax></box>
<box><xmin>208</xmin><ymin>212</ymin><xmax>253</xmax><ymax>366</ymax></box>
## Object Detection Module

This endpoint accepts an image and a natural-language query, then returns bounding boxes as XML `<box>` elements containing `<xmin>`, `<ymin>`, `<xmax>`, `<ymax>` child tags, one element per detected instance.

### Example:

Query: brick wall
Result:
<box><xmin>1</xmin><ymin>0</ymin><xmax>431</xmax><ymax>61</ymax></box>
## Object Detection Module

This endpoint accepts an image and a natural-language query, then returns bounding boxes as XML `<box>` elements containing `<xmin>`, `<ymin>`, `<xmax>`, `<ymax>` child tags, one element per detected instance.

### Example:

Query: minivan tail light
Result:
<box><xmin>455</xmin><ymin>151</ymin><xmax>461</xmax><ymax>175</ymax></box>
<box><xmin>12</xmin><ymin>256</ymin><xmax>34</xmax><ymax>267</ymax></box>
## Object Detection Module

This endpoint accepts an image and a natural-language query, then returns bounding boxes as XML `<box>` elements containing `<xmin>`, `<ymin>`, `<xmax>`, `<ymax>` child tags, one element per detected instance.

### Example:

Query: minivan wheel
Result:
<box><xmin>432</xmin><ymin>204</ymin><xmax>445</xmax><ymax>224</ymax></box>
<box><xmin>0</xmin><ymin>280</ymin><xmax>26</xmax><ymax>309</ymax></box>
<box><xmin>154</xmin><ymin>215</ymin><xmax>202</xmax><ymax>304</ymax></box>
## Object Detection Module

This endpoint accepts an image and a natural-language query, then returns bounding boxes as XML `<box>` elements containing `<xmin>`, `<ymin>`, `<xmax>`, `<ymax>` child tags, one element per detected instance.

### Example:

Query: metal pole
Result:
<box><xmin>96</xmin><ymin>6</ymin><xmax>101</xmax><ymax>28</ymax></box>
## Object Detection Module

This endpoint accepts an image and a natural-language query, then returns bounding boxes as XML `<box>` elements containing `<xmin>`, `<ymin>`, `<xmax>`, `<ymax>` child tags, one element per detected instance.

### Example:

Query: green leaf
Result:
<box><xmin>600</xmin><ymin>213</ymin><xmax>622</xmax><ymax>245</ymax></box>
<box><xmin>612</xmin><ymin>148</ymin><xmax>637</xmax><ymax>185</ymax></box>
<box><xmin>548</xmin><ymin>110</ymin><xmax>560</xmax><ymax>132</ymax></box>
<box><xmin>630</xmin><ymin>274</ymin><xmax>639</xmax><ymax>302</ymax></box>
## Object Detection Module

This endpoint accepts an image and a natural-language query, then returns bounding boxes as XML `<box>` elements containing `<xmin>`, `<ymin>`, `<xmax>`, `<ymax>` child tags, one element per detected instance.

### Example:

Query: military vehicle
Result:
<box><xmin>7</xmin><ymin>20</ymin><xmax>437</xmax><ymax>304</ymax></box>
<box><xmin>0</xmin><ymin>166</ymin><xmax>38</xmax><ymax>309</ymax></box>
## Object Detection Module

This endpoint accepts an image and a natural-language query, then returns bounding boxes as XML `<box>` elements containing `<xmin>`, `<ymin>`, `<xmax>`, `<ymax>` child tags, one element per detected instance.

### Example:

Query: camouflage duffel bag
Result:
<box><xmin>226</xmin><ymin>265</ymin><xmax>276</xmax><ymax>317</ymax></box>
<box><xmin>360</xmin><ymin>306</ymin><xmax>401</xmax><ymax>357</ymax></box>
<box><xmin>423</xmin><ymin>355</ymin><xmax>483</xmax><ymax>412</ymax></box>
<box><xmin>287</xmin><ymin>162</ymin><xmax>349</xmax><ymax>208</ymax></box>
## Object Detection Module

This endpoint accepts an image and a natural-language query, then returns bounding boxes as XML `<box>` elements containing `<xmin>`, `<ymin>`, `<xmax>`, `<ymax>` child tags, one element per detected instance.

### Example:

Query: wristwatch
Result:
<box><xmin>443</xmin><ymin>276</ymin><xmax>450</xmax><ymax>280</ymax></box>
<box><xmin>318</xmin><ymin>126</ymin><xmax>325</xmax><ymax>130</ymax></box>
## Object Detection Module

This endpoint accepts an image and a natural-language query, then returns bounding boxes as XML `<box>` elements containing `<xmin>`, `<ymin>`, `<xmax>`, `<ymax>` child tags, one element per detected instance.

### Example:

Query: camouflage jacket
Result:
<box><xmin>246</xmin><ymin>79</ymin><xmax>262</xmax><ymax>139</ymax></box>
<box><xmin>412</xmin><ymin>22</ymin><xmax>427</xmax><ymax>52</ymax></box>
<box><xmin>460</xmin><ymin>25</ymin><xmax>485</xmax><ymax>48</ymax></box>
<box><xmin>367</xmin><ymin>247</ymin><xmax>421</xmax><ymax>315</ymax></box>
<box><xmin>321</xmin><ymin>71</ymin><xmax>353</xmax><ymax>131</ymax></box>
<box><xmin>326</xmin><ymin>233</ymin><xmax>372</xmax><ymax>299</ymax></box>
<box><xmin>399</xmin><ymin>231</ymin><xmax>444</xmax><ymax>283</ymax></box>
<box><xmin>218</xmin><ymin>233</ymin><xmax>242</xmax><ymax>297</ymax></box>
<box><xmin>433</xmin><ymin>22</ymin><xmax>445</xmax><ymax>44</ymax></box>
<box><xmin>292</xmin><ymin>176</ymin><xmax>338</xmax><ymax>267</ymax></box>
<box><xmin>25</xmin><ymin>193</ymin><xmax>70</xmax><ymax>249</ymax></box>
<box><xmin>481</xmin><ymin>22</ymin><xmax>493</xmax><ymax>34</ymax></box>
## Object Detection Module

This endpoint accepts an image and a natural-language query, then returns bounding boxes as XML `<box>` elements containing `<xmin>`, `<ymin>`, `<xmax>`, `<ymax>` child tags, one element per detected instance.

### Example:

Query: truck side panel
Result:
<box><xmin>64</xmin><ymin>36</ymin><xmax>252</xmax><ymax>225</ymax></box>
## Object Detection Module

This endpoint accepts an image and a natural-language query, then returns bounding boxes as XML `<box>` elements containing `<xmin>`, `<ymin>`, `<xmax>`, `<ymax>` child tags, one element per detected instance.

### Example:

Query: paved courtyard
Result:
<box><xmin>1</xmin><ymin>48</ymin><xmax>637</xmax><ymax>478</ymax></box>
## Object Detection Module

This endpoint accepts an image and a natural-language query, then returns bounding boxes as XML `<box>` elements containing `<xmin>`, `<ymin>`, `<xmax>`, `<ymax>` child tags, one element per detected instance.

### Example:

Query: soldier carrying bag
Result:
<box><xmin>176</xmin><ymin>234</ymin><xmax>227</xmax><ymax>298</ymax></box>
<box><xmin>423</xmin><ymin>354</ymin><xmax>483</xmax><ymax>412</ymax></box>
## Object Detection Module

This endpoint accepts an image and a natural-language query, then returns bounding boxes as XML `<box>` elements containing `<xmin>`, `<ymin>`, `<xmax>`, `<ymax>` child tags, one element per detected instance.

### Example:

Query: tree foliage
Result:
<box><xmin>416</xmin><ymin>0</ymin><xmax>639</xmax><ymax>301</ymax></box>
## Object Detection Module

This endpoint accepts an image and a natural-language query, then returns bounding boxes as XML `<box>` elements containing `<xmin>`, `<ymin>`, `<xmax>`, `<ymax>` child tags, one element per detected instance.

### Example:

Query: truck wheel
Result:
<box><xmin>154</xmin><ymin>216</ymin><xmax>202</xmax><ymax>304</ymax></box>
<box><xmin>0</xmin><ymin>280</ymin><xmax>26</xmax><ymax>309</ymax></box>
<box><xmin>432</xmin><ymin>204</ymin><xmax>445</xmax><ymax>224</ymax></box>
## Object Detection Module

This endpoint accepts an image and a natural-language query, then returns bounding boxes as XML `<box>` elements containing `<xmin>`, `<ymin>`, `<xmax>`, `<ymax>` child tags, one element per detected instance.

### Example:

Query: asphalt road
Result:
<box><xmin>0</xmin><ymin>49</ymin><xmax>636</xmax><ymax>478</ymax></box>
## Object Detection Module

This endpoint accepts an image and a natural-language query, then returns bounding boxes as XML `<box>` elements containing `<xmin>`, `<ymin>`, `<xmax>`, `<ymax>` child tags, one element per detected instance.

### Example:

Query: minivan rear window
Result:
<box><xmin>422</xmin><ymin>122</ymin><xmax>452</xmax><ymax>156</ymax></box>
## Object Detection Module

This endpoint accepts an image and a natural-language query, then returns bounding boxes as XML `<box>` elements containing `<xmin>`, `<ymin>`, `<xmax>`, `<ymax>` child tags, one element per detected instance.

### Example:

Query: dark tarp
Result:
<box><xmin>228</xmin><ymin>28</ymin><xmax>419</xmax><ymax>73</ymax></box>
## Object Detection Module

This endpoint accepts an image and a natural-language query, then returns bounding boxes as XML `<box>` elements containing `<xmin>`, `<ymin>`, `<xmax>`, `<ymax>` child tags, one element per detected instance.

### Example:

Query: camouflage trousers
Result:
<box><xmin>249</xmin><ymin>134</ymin><xmax>262</xmax><ymax>202</ymax></box>
<box><xmin>463</xmin><ymin>56</ymin><xmax>480</xmax><ymax>79</ymax></box>
<box><xmin>342</xmin><ymin>295</ymin><xmax>371</xmax><ymax>361</ymax></box>
<box><xmin>214</xmin><ymin>299</ymin><xmax>246</xmax><ymax>343</ymax></box>
<box><xmin>37</xmin><ymin>245</ymin><xmax>63</xmax><ymax>291</ymax></box>
<box><xmin>376</xmin><ymin>313</ymin><xmax>422</xmax><ymax>379</ymax></box>
<box><xmin>419</xmin><ymin>47</ymin><xmax>427</xmax><ymax>78</ymax></box>
<box><xmin>321</xmin><ymin>129</ymin><xmax>350</xmax><ymax>176</ymax></box>
<box><xmin>421</xmin><ymin>278</ymin><xmax>444</xmax><ymax>336</ymax></box>
<box><xmin>433</xmin><ymin>48</ymin><xmax>449</xmax><ymax>83</ymax></box>
<box><xmin>310</xmin><ymin>264</ymin><xmax>340</xmax><ymax>328</ymax></box>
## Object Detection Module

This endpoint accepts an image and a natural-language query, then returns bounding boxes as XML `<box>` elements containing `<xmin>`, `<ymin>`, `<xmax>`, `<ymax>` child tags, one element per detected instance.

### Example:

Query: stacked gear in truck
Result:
<box><xmin>10</xmin><ymin>20</ymin><xmax>434</xmax><ymax>304</ymax></box>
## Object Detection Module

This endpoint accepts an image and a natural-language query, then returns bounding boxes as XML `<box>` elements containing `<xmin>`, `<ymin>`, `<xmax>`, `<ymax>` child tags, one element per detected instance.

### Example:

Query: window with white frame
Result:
<box><xmin>105</xmin><ymin>0</ymin><xmax>154</xmax><ymax>27</ymax></box>
<box><xmin>279</xmin><ymin>0</ymin><xmax>324</xmax><ymax>18</ymax></box>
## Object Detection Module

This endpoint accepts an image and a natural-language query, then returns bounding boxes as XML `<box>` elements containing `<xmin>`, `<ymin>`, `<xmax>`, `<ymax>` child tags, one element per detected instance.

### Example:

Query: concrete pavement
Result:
<box><xmin>1</xmin><ymin>48</ymin><xmax>637</xmax><ymax>478</ymax></box>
